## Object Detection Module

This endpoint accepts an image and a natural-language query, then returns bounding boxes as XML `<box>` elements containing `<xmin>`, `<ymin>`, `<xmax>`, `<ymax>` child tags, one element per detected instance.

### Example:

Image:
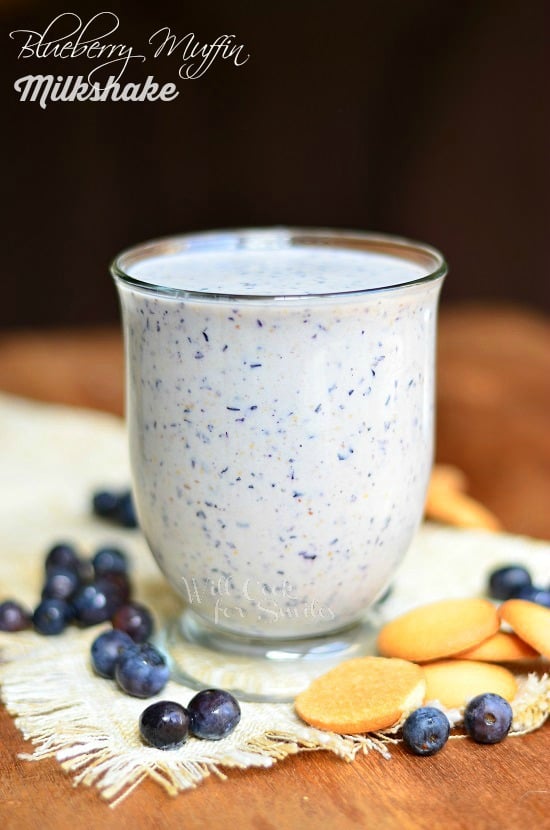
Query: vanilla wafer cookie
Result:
<box><xmin>499</xmin><ymin>599</ymin><xmax>550</xmax><ymax>658</ymax></box>
<box><xmin>377</xmin><ymin>598</ymin><xmax>500</xmax><ymax>662</ymax></box>
<box><xmin>422</xmin><ymin>659</ymin><xmax>517</xmax><ymax>708</ymax></box>
<box><xmin>295</xmin><ymin>657</ymin><xmax>425</xmax><ymax>734</ymax></box>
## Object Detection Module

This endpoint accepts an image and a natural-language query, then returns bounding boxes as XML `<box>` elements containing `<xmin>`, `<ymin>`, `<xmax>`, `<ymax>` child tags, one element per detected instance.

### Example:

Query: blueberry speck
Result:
<box><xmin>402</xmin><ymin>707</ymin><xmax>450</xmax><ymax>756</ymax></box>
<box><xmin>0</xmin><ymin>599</ymin><xmax>32</xmax><ymax>632</ymax></box>
<box><xmin>187</xmin><ymin>688</ymin><xmax>241</xmax><ymax>740</ymax></box>
<box><xmin>463</xmin><ymin>693</ymin><xmax>513</xmax><ymax>744</ymax></box>
<box><xmin>33</xmin><ymin>598</ymin><xmax>72</xmax><ymax>635</ymax></box>
<box><xmin>115</xmin><ymin>643</ymin><xmax>170</xmax><ymax>698</ymax></box>
<box><xmin>91</xmin><ymin>629</ymin><xmax>135</xmax><ymax>678</ymax></box>
<box><xmin>139</xmin><ymin>700</ymin><xmax>190</xmax><ymax>749</ymax></box>
<box><xmin>488</xmin><ymin>565</ymin><xmax>532</xmax><ymax>600</ymax></box>
<box><xmin>112</xmin><ymin>602</ymin><xmax>154</xmax><ymax>643</ymax></box>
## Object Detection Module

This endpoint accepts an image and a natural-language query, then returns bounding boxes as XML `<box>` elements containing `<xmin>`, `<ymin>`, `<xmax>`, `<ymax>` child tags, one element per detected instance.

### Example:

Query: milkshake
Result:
<box><xmin>112</xmin><ymin>229</ymin><xmax>445</xmax><ymax>643</ymax></box>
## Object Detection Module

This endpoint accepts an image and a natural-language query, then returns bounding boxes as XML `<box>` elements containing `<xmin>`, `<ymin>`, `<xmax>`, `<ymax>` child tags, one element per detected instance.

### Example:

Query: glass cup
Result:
<box><xmin>111</xmin><ymin>228</ymin><xmax>446</xmax><ymax>699</ymax></box>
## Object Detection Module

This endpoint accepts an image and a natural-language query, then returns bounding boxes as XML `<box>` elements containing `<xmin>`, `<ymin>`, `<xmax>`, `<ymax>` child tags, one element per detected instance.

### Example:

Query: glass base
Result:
<box><xmin>154</xmin><ymin>608</ymin><xmax>380</xmax><ymax>702</ymax></box>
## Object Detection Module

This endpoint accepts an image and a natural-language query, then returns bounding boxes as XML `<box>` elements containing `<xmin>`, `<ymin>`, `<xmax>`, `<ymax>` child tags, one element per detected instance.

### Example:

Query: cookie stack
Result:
<box><xmin>296</xmin><ymin>597</ymin><xmax>549</xmax><ymax>733</ymax></box>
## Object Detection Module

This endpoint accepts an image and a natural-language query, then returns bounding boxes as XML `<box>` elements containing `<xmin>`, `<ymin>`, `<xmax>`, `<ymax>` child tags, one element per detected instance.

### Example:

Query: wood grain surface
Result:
<box><xmin>0</xmin><ymin>304</ymin><xmax>549</xmax><ymax>829</ymax></box>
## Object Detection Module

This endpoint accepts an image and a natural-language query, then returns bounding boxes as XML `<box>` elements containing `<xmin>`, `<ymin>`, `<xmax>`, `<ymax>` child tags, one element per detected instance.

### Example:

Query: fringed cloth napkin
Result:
<box><xmin>0</xmin><ymin>394</ymin><xmax>548</xmax><ymax>806</ymax></box>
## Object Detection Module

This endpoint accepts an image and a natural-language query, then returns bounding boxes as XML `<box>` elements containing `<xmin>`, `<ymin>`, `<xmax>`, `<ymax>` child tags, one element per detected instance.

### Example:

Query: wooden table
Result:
<box><xmin>0</xmin><ymin>305</ymin><xmax>549</xmax><ymax>829</ymax></box>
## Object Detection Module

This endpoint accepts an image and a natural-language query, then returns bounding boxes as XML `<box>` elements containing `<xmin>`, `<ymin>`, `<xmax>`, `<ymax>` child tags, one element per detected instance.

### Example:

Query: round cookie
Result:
<box><xmin>422</xmin><ymin>659</ymin><xmax>517</xmax><ymax>709</ymax></box>
<box><xmin>456</xmin><ymin>630</ymin><xmax>539</xmax><ymax>662</ymax></box>
<box><xmin>295</xmin><ymin>656</ymin><xmax>426</xmax><ymax>734</ymax></box>
<box><xmin>499</xmin><ymin>599</ymin><xmax>550</xmax><ymax>658</ymax></box>
<box><xmin>377</xmin><ymin>598</ymin><xmax>500</xmax><ymax>662</ymax></box>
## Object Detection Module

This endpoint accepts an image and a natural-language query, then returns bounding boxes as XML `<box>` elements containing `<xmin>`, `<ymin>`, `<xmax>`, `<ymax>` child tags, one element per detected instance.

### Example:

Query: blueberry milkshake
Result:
<box><xmin>113</xmin><ymin>230</ymin><xmax>445</xmax><ymax>641</ymax></box>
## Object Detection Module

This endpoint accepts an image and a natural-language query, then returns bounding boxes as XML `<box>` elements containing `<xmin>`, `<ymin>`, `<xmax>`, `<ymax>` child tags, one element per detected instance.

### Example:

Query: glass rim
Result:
<box><xmin>110</xmin><ymin>227</ymin><xmax>447</xmax><ymax>302</ymax></box>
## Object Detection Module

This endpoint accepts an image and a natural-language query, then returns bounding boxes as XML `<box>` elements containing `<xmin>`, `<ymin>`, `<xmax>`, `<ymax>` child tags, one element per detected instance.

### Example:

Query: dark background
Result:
<box><xmin>2</xmin><ymin>0</ymin><xmax>549</xmax><ymax>329</ymax></box>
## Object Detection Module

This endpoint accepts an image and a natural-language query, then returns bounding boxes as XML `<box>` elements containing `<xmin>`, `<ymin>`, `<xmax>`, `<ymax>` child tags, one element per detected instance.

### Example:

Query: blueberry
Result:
<box><xmin>0</xmin><ymin>599</ymin><xmax>32</xmax><ymax>632</ymax></box>
<box><xmin>33</xmin><ymin>598</ymin><xmax>72</xmax><ymax>635</ymax></box>
<box><xmin>112</xmin><ymin>602</ymin><xmax>154</xmax><ymax>643</ymax></box>
<box><xmin>92</xmin><ymin>546</ymin><xmax>128</xmax><ymax>577</ymax></box>
<box><xmin>42</xmin><ymin>567</ymin><xmax>80</xmax><ymax>601</ymax></box>
<box><xmin>91</xmin><ymin>629</ymin><xmax>135</xmax><ymax>678</ymax></box>
<box><xmin>92</xmin><ymin>490</ymin><xmax>120</xmax><ymax>519</ymax></box>
<box><xmin>45</xmin><ymin>542</ymin><xmax>80</xmax><ymax>574</ymax></box>
<box><xmin>402</xmin><ymin>707</ymin><xmax>450</xmax><ymax>756</ymax></box>
<box><xmin>488</xmin><ymin>565</ymin><xmax>532</xmax><ymax>600</ymax></box>
<box><xmin>187</xmin><ymin>689</ymin><xmax>241</xmax><ymax>740</ymax></box>
<box><xmin>72</xmin><ymin>580</ymin><xmax>122</xmax><ymax>626</ymax></box>
<box><xmin>139</xmin><ymin>700</ymin><xmax>189</xmax><ymax>749</ymax></box>
<box><xmin>513</xmin><ymin>585</ymin><xmax>550</xmax><ymax>608</ymax></box>
<box><xmin>463</xmin><ymin>693</ymin><xmax>513</xmax><ymax>744</ymax></box>
<box><xmin>115</xmin><ymin>491</ymin><xmax>138</xmax><ymax>528</ymax></box>
<box><xmin>92</xmin><ymin>489</ymin><xmax>138</xmax><ymax>528</ymax></box>
<box><xmin>99</xmin><ymin>571</ymin><xmax>132</xmax><ymax>604</ymax></box>
<box><xmin>115</xmin><ymin>643</ymin><xmax>170</xmax><ymax>697</ymax></box>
